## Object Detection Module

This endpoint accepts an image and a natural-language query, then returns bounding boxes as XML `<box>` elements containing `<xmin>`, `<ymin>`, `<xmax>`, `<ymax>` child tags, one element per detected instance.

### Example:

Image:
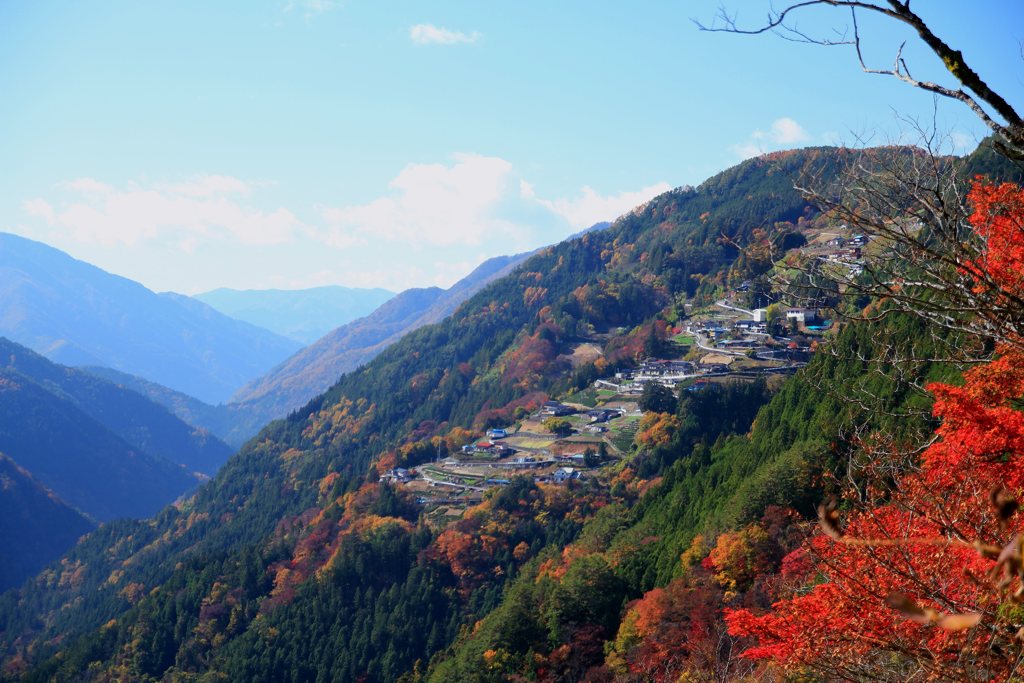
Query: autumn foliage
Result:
<box><xmin>727</xmin><ymin>180</ymin><xmax>1024</xmax><ymax>681</ymax></box>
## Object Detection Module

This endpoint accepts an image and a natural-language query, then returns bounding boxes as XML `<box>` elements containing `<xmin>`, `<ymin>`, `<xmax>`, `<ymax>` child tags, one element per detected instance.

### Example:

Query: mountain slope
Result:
<box><xmin>229</xmin><ymin>250</ymin><xmax>535</xmax><ymax>424</ymax></box>
<box><xmin>81</xmin><ymin>366</ymin><xmax>262</xmax><ymax>449</ymax></box>
<box><xmin>0</xmin><ymin>147</ymin><xmax>897</xmax><ymax>681</ymax></box>
<box><xmin>0</xmin><ymin>339</ymin><xmax>233</xmax><ymax>475</ymax></box>
<box><xmin>194</xmin><ymin>286</ymin><xmax>395</xmax><ymax>344</ymax></box>
<box><xmin>0</xmin><ymin>233</ymin><xmax>301</xmax><ymax>404</ymax></box>
<box><xmin>0</xmin><ymin>452</ymin><xmax>94</xmax><ymax>592</ymax></box>
<box><xmin>0</xmin><ymin>368</ymin><xmax>199</xmax><ymax>521</ymax></box>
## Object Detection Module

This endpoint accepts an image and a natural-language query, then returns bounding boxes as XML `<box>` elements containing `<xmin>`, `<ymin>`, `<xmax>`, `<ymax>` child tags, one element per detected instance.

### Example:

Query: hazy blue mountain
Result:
<box><xmin>83</xmin><ymin>366</ymin><xmax>266</xmax><ymax>449</ymax></box>
<box><xmin>0</xmin><ymin>338</ymin><xmax>233</xmax><ymax>475</ymax></box>
<box><xmin>567</xmin><ymin>220</ymin><xmax>611</xmax><ymax>239</ymax></box>
<box><xmin>194</xmin><ymin>286</ymin><xmax>395</xmax><ymax>344</ymax></box>
<box><xmin>0</xmin><ymin>368</ymin><xmax>200</xmax><ymax>521</ymax></box>
<box><xmin>229</xmin><ymin>250</ymin><xmax>536</xmax><ymax>425</ymax></box>
<box><xmin>0</xmin><ymin>233</ymin><xmax>301</xmax><ymax>404</ymax></box>
<box><xmin>0</xmin><ymin>452</ymin><xmax>94</xmax><ymax>591</ymax></box>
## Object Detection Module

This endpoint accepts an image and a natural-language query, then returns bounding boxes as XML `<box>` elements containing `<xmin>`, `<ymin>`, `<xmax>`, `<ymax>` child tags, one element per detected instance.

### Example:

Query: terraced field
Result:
<box><xmin>609</xmin><ymin>416</ymin><xmax>640</xmax><ymax>453</ymax></box>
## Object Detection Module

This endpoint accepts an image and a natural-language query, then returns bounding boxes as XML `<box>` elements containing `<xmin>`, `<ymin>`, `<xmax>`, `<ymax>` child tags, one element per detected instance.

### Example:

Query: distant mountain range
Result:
<box><xmin>194</xmin><ymin>286</ymin><xmax>395</xmax><ymax>344</ymax></box>
<box><xmin>0</xmin><ymin>337</ymin><xmax>237</xmax><ymax>588</ymax></box>
<box><xmin>0</xmin><ymin>338</ymin><xmax>233</xmax><ymax>476</ymax></box>
<box><xmin>82</xmin><ymin>251</ymin><xmax>542</xmax><ymax>445</ymax></box>
<box><xmin>229</xmin><ymin>250</ymin><xmax>536</xmax><ymax>425</ymax></box>
<box><xmin>0</xmin><ymin>233</ymin><xmax>301</xmax><ymax>404</ymax></box>
<box><xmin>0</xmin><ymin>364</ymin><xmax>198</xmax><ymax>522</ymax></box>
<box><xmin>0</xmin><ymin>230</ymin><xmax>604</xmax><ymax>452</ymax></box>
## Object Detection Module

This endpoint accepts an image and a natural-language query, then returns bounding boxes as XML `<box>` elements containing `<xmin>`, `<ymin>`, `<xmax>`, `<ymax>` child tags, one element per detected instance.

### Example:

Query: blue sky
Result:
<box><xmin>2</xmin><ymin>1</ymin><xmax>1021</xmax><ymax>294</ymax></box>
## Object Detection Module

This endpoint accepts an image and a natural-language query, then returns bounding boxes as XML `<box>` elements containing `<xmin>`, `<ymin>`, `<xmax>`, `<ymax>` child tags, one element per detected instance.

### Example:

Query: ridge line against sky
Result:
<box><xmin>1</xmin><ymin>1</ymin><xmax>1020</xmax><ymax>294</ymax></box>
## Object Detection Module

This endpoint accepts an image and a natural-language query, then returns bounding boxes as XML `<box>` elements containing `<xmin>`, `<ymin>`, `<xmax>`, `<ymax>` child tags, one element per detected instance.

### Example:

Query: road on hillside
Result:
<box><xmin>715</xmin><ymin>299</ymin><xmax>755</xmax><ymax>317</ymax></box>
<box><xmin>685</xmin><ymin>324</ymin><xmax>749</xmax><ymax>358</ymax></box>
<box><xmin>417</xmin><ymin>471</ymin><xmax>489</xmax><ymax>492</ymax></box>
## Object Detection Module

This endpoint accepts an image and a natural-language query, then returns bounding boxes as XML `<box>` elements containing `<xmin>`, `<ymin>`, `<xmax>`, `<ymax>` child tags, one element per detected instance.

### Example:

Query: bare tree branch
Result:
<box><xmin>695</xmin><ymin>1</ymin><xmax>1024</xmax><ymax>159</ymax></box>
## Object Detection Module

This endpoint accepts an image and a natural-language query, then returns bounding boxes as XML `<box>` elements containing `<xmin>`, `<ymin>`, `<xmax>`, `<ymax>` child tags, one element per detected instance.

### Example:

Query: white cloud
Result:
<box><xmin>320</xmin><ymin>153</ymin><xmax>518</xmax><ymax>247</ymax></box>
<box><xmin>16</xmin><ymin>157</ymin><xmax>674</xmax><ymax>295</ymax></box>
<box><xmin>157</xmin><ymin>175</ymin><xmax>253</xmax><ymax>198</ymax></box>
<box><xmin>766</xmin><ymin>117</ymin><xmax>809</xmax><ymax>144</ymax></box>
<box><xmin>409</xmin><ymin>23</ymin><xmax>481</xmax><ymax>45</ymax></box>
<box><xmin>22</xmin><ymin>198</ymin><xmax>55</xmax><ymax>223</ymax></box>
<box><xmin>733</xmin><ymin>117</ymin><xmax>811</xmax><ymax>159</ymax></box>
<box><xmin>321</xmin><ymin>154</ymin><xmax>672</xmax><ymax>252</ymax></box>
<box><xmin>283</xmin><ymin>0</ymin><xmax>338</xmax><ymax>16</ymax></box>
<box><xmin>528</xmin><ymin>181</ymin><xmax>673</xmax><ymax>229</ymax></box>
<box><xmin>24</xmin><ymin>174</ymin><xmax>307</xmax><ymax>248</ymax></box>
<box><xmin>62</xmin><ymin>177</ymin><xmax>114</xmax><ymax>194</ymax></box>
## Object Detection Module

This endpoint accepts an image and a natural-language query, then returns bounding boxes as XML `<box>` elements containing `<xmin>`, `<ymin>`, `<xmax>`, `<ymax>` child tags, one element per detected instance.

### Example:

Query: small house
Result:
<box><xmin>553</xmin><ymin>467</ymin><xmax>583</xmax><ymax>484</ymax></box>
<box><xmin>585</xmin><ymin>408</ymin><xmax>618</xmax><ymax>423</ymax></box>
<box><xmin>382</xmin><ymin>468</ymin><xmax>413</xmax><ymax>484</ymax></box>
<box><xmin>541</xmin><ymin>401</ymin><xmax>574</xmax><ymax>417</ymax></box>
<box><xmin>785</xmin><ymin>307</ymin><xmax>818</xmax><ymax>324</ymax></box>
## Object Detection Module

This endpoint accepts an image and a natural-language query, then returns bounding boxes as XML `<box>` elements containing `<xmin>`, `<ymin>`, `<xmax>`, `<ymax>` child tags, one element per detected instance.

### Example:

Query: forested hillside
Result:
<box><xmin>0</xmin><ymin>369</ymin><xmax>200</xmax><ymax>524</ymax></box>
<box><xmin>0</xmin><ymin>453</ymin><xmax>93</xmax><ymax>592</ymax></box>
<box><xmin>0</xmin><ymin>339</ymin><xmax>232</xmax><ymax>476</ymax></box>
<box><xmin>0</xmin><ymin>146</ymin><xmax>987</xmax><ymax>682</ymax></box>
<box><xmin>230</xmin><ymin>249</ymin><xmax>536</xmax><ymax>429</ymax></box>
<box><xmin>82</xmin><ymin>366</ymin><xmax>264</xmax><ymax>449</ymax></box>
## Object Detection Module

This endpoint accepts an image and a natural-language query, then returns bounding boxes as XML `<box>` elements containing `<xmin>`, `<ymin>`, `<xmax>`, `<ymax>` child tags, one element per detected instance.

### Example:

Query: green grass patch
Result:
<box><xmin>565</xmin><ymin>387</ymin><xmax>599</xmax><ymax>407</ymax></box>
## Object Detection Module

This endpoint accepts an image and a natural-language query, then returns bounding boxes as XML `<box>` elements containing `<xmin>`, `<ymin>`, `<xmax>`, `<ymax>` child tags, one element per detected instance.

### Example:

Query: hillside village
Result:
<box><xmin>382</xmin><ymin>224</ymin><xmax>871</xmax><ymax>519</ymax></box>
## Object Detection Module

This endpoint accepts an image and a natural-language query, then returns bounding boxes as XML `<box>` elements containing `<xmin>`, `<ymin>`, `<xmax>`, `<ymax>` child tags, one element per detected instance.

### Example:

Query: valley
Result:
<box><xmin>1</xmin><ymin>5</ymin><xmax>1019</xmax><ymax>681</ymax></box>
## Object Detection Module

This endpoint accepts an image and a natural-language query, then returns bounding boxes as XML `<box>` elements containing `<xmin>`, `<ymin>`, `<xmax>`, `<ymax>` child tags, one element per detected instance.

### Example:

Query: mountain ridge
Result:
<box><xmin>194</xmin><ymin>285</ymin><xmax>395</xmax><ymax>344</ymax></box>
<box><xmin>0</xmin><ymin>338</ymin><xmax>233</xmax><ymax>476</ymax></box>
<box><xmin>0</xmin><ymin>232</ymin><xmax>301</xmax><ymax>404</ymax></box>
<box><xmin>228</xmin><ymin>249</ymin><xmax>538</xmax><ymax>426</ymax></box>
<box><xmin>0</xmin><ymin>366</ymin><xmax>200</xmax><ymax>522</ymax></box>
<box><xmin>0</xmin><ymin>452</ymin><xmax>94</xmax><ymax>592</ymax></box>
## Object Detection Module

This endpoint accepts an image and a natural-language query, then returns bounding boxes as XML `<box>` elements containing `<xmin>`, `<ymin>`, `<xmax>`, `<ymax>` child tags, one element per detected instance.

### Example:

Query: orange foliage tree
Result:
<box><xmin>726</xmin><ymin>180</ymin><xmax>1024</xmax><ymax>681</ymax></box>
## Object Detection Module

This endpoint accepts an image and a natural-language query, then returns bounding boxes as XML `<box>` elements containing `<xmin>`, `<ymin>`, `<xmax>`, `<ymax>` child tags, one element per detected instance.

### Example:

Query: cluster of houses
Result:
<box><xmin>460</xmin><ymin>441</ymin><xmax>515</xmax><ymax>457</ymax></box>
<box><xmin>379</xmin><ymin>396</ymin><xmax>633</xmax><ymax>505</ymax></box>
<box><xmin>603</xmin><ymin>350</ymin><xmax>734</xmax><ymax>392</ymax></box>
<box><xmin>820</xmin><ymin>233</ymin><xmax>868</xmax><ymax>277</ymax></box>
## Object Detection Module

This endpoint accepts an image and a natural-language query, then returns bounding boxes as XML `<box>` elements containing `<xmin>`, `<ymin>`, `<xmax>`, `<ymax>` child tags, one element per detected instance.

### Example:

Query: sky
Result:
<box><xmin>1</xmin><ymin>1</ymin><xmax>1022</xmax><ymax>295</ymax></box>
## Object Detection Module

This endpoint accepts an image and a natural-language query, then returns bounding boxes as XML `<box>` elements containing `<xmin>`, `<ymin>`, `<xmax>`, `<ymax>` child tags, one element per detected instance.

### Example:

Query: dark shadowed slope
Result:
<box><xmin>81</xmin><ymin>366</ymin><xmax>262</xmax><ymax>449</ymax></box>
<box><xmin>0</xmin><ymin>368</ymin><xmax>199</xmax><ymax>522</ymax></box>
<box><xmin>0</xmin><ymin>339</ymin><xmax>233</xmax><ymax>475</ymax></box>
<box><xmin>0</xmin><ymin>453</ymin><xmax>94</xmax><ymax>591</ymax></box>
<box><xmin>0</xmin><ymin>233</ymin><xmax>301</xmax><ymax>404</ymax></box>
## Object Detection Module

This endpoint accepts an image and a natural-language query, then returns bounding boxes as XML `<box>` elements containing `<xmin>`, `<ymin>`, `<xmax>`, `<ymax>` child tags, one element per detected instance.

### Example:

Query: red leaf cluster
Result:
<box><xmin>726</xmin><ymin>181</ymin><xmax>1024</xmax><ymax>680</ymax></box>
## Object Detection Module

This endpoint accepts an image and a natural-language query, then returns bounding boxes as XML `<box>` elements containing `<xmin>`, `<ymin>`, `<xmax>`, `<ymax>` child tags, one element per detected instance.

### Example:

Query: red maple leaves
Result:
<box><xmin>726</xmin><ymin>180</ymin><xmax>1024</xmax><ymax>680</ymax></box>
